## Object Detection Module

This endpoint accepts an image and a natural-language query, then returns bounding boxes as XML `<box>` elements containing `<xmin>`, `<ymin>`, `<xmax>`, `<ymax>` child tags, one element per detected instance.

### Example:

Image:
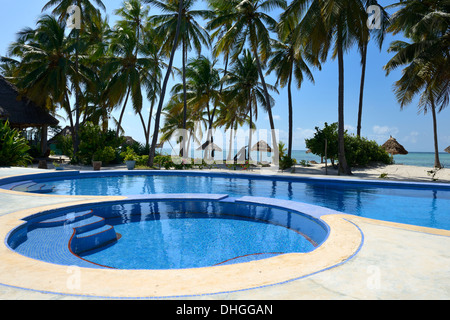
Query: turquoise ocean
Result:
<box><xmin>159</xmin><ymin>147</ymin><xmax>450</xmax><ymax>168</ymax></box>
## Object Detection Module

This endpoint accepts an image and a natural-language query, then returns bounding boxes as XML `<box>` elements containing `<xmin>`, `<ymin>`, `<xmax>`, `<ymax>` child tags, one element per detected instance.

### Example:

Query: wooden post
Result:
<box><xmin>40</xmin><ymin>125</ymin><xmax>48</xmax><ymax>156</ymax></box>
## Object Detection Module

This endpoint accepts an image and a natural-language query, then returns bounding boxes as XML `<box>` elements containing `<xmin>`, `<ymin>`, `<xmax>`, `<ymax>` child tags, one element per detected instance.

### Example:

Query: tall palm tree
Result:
<box><xmin>105</xmin><ymin>26</ymin><xmax>159</xmax><ymax>138</ymax></box>
<box><xmin>169</xmin><ymin>56</ymin><xmax>222</xmax><ymax>156</ymax></box>
<box><xmin>210</xmin><ymin>0</ymin><xmax>287</xmax><ymax>162</ymax></box>
<box><xmin>269</xmin><ymin>15</ymin><xmax>318</xmax><ymax>159</ymax></box>
<box><xmin>384</xmin><ymin>0</ymin><xmax>449</xmax><ymax>169</ymax></box>
<box><xmin>147</xmin><ymin>0</ymin><xmax>211</xmax><ymax>156</ymax></box>
<box><xmin>146</xmin><ymin>0</ymin><xmax>184</xmax><ymax>166</ymax></box>
<box><xmin>42</xmin><ymin>0</ymin><xmax>106</xmax><ymax>159</ymax></box>
<box><xmin>3</xmin><ymin>15</ymin><xmax>76</xmax><ymax>131</ymax></box>
<box><xmin>357</xmin><ymin>0</ymin><xmax>390</xmax><ymax>138</ymax></box>
<box><xmin>223</xmin><ymin>49</ymin><xmax>277</xmax><ymax>160</ymax></box>
<box><xmin>282</xmin><ymin>0</ymin><xmax>369</xmax><ymax>175</ymax></box>
<box><xmin>106</xmin><ymin>0</ymin><xmax>154</xmax><ymax>137</ymax></box>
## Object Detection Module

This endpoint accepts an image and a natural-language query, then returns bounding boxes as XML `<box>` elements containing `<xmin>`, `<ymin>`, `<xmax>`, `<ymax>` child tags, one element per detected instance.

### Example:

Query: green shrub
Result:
<box><xmin>120</xmin><ymin>146</ymin><xmax>139</xmax><ymax>162</ymax></box>
<box><xmin>305</xmin><ymin>122</ymin><xmax>392</xmax><ymax>167</ymax></box>
<box><xmin>76</xmin><ymin>122</ymin><xmax>125</xmax><ymax>165</ymax></box>
<box><xmin>278</xmin><ymin>141</ymin><xmax>296</xmax><ymax>170</ymax></box>
<box><xmin>154</xmin><ymin>154</ymin><xmax>173</xmax><ymax>169</ymax></box>
<box><xmin>92</xmin><ymin>146</ymin><xmax>116</xmax><ymax>164</ymax></box>
<box><xmin>0</xmin><ymin>121</ymin><xmax>32</xmax><ymax>167</ymax></box>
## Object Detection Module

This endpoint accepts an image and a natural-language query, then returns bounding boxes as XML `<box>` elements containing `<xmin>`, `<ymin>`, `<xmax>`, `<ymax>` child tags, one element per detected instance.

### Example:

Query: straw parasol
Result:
<box><xmin>251</xmin><ymin>140</ymin><xmax>272</xmax><ymax>152</ymax></box>
<box><xmin>445</xmin><ymin>146</ymin><xmax>450</xmax><ymax>153</ymax></box>
<box><xmin>381</xmin><ymin>136</ymin><xmax>408</xmax><ymax>156</ymax></box>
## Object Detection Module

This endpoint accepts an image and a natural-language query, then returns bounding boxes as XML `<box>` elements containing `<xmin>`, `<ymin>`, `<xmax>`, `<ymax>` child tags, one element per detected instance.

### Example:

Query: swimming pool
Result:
<box><xmin>2</xmin><ymin>170</ymin><xmax>449</xmax><ymax>230</ymax></box>
<box><xmin>6</xmin><ymin>197</ymin><xmax>329</xmax><ymax>270</ymax></box>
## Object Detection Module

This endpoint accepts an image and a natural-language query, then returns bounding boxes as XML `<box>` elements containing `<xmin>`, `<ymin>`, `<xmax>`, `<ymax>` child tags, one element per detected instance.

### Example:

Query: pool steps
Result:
<box><xmin>32</xmin><ymin>210</ymin><xmax>118</xmax><ymax>255</ymax></box>
<box><xmin>10</xmin><ymin>181</ymin><xmax>54</xmax><ymax>194</ymax></box>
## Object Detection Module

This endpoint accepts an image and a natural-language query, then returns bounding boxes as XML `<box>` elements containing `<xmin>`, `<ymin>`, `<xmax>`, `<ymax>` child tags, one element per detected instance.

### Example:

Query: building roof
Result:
<box><xmin>0</xmin><ymin>75</ymin><xmax>58</xmax><ymax>127</ymax></box>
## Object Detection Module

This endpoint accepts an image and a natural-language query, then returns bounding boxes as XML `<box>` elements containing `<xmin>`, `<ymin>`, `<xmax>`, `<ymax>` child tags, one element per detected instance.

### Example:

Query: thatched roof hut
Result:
<box><xmin>381</xmin><ymin>136</ymin><xmax>408</xmax><ymax>156</ymax></box>
<box><xmin>251</xmin><ymin>140</ymin><xmax>272</xmax><ymax>152</ymax></box>
<box><xmin>445</xmin><ymin>146</ymin><xmax>450</xmax><ymax>153</ymax></box>
<box><xmin>0</xmin><ymin>75</ymin><xmax>59</xmax><ymax>156</ymax></box>
<box><xmin>0</xmin><ymin>75</ymin><xmax>58</xmax><ymax>128</ymax></box>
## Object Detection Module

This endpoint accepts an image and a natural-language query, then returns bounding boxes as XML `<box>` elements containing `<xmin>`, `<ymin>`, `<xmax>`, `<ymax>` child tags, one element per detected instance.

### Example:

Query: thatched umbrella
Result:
<box><xmin>381</xmin><ymin>136</ymin><xmax>408</xmax><ymax>156</ymax></box>
<box><xmin>252</xmin><ymin>140</ymin><xmax>272</xmax><ymax>163</ymax></box>
<box><xmin>252</xmin><ymin>140</ymin><xmax>272</xmax><ymax>152</ymax></box>
<box><xmin>445</xmin><ymin>146</ymin><xmax>450</xmax><ymax>153</ymax></box>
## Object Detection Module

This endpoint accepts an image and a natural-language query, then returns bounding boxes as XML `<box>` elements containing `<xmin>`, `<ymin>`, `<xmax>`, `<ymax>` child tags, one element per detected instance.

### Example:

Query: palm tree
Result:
<box><xmin>384</xmin><ymin>0</ymin><xmax>449</xmax><ymax>169</ymax></box>
<box><xmin>210</xmin><ymin>0</ymin><xmax>287</xmax><ymax>162</ymax></box>
<box><xmin>171</xmin><ymin>56</ymin><xmax>222</xmax><ymax>154</ymax></box>
<box><xmin>3</xmin><ymin>15</ymin><xmax>76</xmax><ymax>131</ymax></box>
<box><xmin>146</xmin><ymin>0</ymin><xmax>184</xmax><ymax>166</ymax></box>
<box><xmin>282</xmin><ymin>0</ymin><xmax>369</xmax><ymax>175</ymax></box>
<box><xmin>147</xmin><ymin>0</ymin><xmax>211</xmax><ymax>156</ymax></box>
<box><xmin>213</xmin><ymin>99</ymin><xmax>249</xmax><ymax>162</ymax></box>
<box><xmin>269</xmin><ymin>15</ymin><xmax>318</xmax><ymax>159</ymax></box>
<box><xmin>42</xmin><ymin>0</ymin><xmax>106</xmax><ymax>159</ymax></box>
<box><xmin>105</xmin><ymin>26</ymin><xmax>159</xmax><ymax>138</ymax></box>
<box><xmin>105</xmin><ymin>0</ymin><xmax>155</xmax><ymax>137</ymax></box>
<box><xmin>223</xmin><ymin>49</ymin><xmax>277</xmax><ymax>161</ymax></box>
<box><xmin>357</xmin><ymin>1</ymin><xmax>390</xmax><ymax>138</ymax></box>
<box><xmin>79</xmin><ymin>8</ymin><xmax>113</xmax><ymax>131</ymax></box>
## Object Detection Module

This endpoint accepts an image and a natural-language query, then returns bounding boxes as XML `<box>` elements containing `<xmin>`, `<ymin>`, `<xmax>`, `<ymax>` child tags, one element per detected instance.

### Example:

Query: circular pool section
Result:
<box><xmin>7</xmin><ymin>196</ymin><xmax>329</xmax><ymax>270</ymax></box>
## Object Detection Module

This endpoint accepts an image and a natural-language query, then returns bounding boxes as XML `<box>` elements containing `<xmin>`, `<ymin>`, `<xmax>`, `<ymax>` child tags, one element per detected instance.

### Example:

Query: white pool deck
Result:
<box><xmin>0</xmin><ymin>167</ymin><xmax>449</xmax><ymax>300</ymax></box>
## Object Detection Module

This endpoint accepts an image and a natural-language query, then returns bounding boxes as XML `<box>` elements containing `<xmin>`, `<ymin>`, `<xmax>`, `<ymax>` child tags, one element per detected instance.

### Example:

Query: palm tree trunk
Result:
<box><xmin>287</xmin><ymin>67</ymin><xmax>294</xmax><ymax>159</ymax></box>
<box><xmin>431</xmin><ymin>99</ymin><xmax>442</xmax><ymax>169</ymax></box>
<box><xmin>251</xmin><ymin>45</ymin><xmax>279</xmax><ymax>162</ymax></box>
<box><xmin>181</xmin><ymin>37</ymin><xmax>188</xmax><ymax>157</ymax></box>
<box><xmin>357</xmin><ymin>40</ymin><xmax>368</xmax><ymax>138</ymax></box>
<box><xmin>65</xmin><ymin>92</ymin><xmax>74</xmax><ymax>135</ymax></box>
<box><xmin>337</xmin><ymin>27</ymin><xmax>352</xmax><ymax>175</ymax></box>
<box><xmin>148</xmin><ymin>0</ymin><xmax>184</xmax><ymax>167</ymax></box>
<box><xmin>146</xmin><ymin>99</ymin><xmax>155</xmax><ymax>148</ymax></box>
<box><xmin>73</xmin><ymin>29</ymin><xmax>81</xmax><ymax>160</ymax></box>
<box><xmin>116</xmin><ymin>87</ymin><xmax>131</xmax><ymax>137</ymax></box>
<box><xmin>248</xmin><ymin>99</ymin><xmax>253</xmax><ymax>161</ymax></box>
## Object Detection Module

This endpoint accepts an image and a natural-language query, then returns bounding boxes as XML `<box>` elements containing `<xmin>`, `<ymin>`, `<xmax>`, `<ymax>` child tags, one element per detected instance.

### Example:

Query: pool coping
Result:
<box><xmin>0</xmin><ymin>169</ymin><xmax>449</xmax><ymax>299</ymax></box>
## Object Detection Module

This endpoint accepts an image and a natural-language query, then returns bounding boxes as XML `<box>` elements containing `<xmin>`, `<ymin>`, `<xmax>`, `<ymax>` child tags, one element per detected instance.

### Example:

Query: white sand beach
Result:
<box><xmin>13</xmin><ymin>160</ymin><xmax>450</xmax><ymax>184</ymax></box>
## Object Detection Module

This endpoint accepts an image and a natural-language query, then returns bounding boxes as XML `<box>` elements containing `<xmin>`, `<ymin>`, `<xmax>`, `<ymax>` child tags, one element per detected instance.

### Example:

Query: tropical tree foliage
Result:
<box><xmin>0</xmin><ymin>121</ymin><xmax>32</xmax><ymax>167</ymax></box>
<box><xmin>384</xmin><ymin>0</ymin><xmax>449</xmax><ymax>168</ymax></box>
<box><xmin>0</xmin><ymin>0</ymin><xmax>447</xmax><ymax>172</ymax></box>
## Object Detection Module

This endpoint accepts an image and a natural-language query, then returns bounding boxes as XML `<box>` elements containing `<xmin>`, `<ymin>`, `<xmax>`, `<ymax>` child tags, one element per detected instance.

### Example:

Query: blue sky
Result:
<box><xmin>0</xmin><ymin>0</ymin><xmax>449</xmax><ymax>152</ymax></box>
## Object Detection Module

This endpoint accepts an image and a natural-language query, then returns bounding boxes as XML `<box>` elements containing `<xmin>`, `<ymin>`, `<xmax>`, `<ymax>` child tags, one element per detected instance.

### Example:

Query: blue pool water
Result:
<box><xmin>24</xmin><ymin>173</ymin><xmax>450</xmax><ymax>230</ymax></box>
<box><xmin>9</xmin><ymin>199</ymin><xmax>324</xmax><ymax>270</ymax></box>
<box><xmin>82</xmin><ymin>213</ymin><xmax>315</xmax><ymax>269</ymax></box>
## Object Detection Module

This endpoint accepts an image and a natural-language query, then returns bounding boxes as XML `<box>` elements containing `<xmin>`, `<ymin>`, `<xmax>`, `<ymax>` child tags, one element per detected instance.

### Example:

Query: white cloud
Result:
<box><xmin>404</xmin><ymin>131</ymin><xmax>419</xmax><ymax>144</ymax></box>
<box><xmin>345</xmin><ymin>125</ymin><xmax>356</xmax><ymax>133</ymax></box>
<box><xmin>372</xmin><ymin>125</ymin><xmax>399</xmax><ymax>136</ymax></box>
<box><xmin>265</xmin><ymin>114</ymin><xmax>281</xmax><ymax>121</ymax></box>
<box><xmin>369</xmin><ymin>125</ymin><xmax>400</xmax><ymax>145</ymax></box>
